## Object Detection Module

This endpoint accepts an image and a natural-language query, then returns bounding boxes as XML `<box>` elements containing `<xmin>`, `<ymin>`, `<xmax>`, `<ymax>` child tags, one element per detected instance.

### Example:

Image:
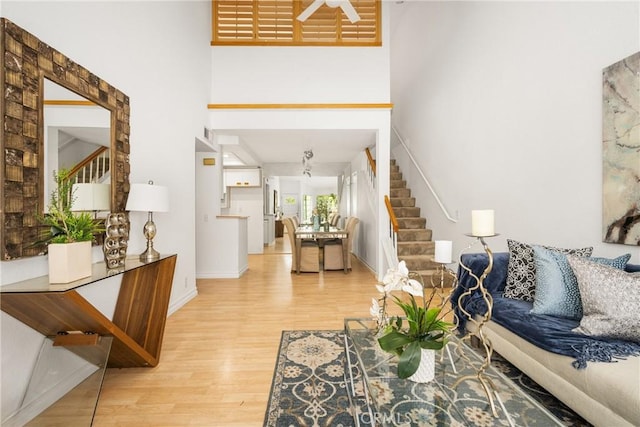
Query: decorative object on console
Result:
<box><xmin>602</xmin><ymin>51</ymin><xmax>640</xmax><ymax>246</ymax></box>
<box><xmin>373</xmin><ymin>260</ymin><xmax>454</xmax><ymax>382</ymax></box>
<box><xmin>103</xmin><ymin>213</ymin><xmax>129</xmax><ymax>270</ymax></box>
<box><xmin>39</xmin><ymin>169</ymin><xmax>104</xmax><ymax>283</ymax></box>
<box><xmin>125</xmin><ymin>181</ymin><xmax>169</xmax><ymax>262</ymax></box>
<box><xmin>503</xmin><ymin>239</ymin><xmax>593</xmax><ymax>302</ymax></box>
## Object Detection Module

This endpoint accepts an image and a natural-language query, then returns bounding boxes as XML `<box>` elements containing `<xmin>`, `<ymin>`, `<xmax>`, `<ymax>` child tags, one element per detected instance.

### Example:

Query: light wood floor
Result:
<box><xmin>93</xmin><ymin>236</ymin><xmax>379</xmax><ymax>426</ymax></box>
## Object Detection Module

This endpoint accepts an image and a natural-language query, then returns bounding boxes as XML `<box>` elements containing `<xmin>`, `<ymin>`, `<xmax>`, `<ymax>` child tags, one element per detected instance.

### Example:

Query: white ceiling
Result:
<box><xmin>218</xmin><ymin>129</ymin><xmax>377</xmax><ymax>167</ymax></box>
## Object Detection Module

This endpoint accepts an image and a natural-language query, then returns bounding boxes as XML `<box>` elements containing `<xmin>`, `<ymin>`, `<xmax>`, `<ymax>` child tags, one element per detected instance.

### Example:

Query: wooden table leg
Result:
<box><xmin>296</xmin><ymin>237</ymin><xmax>302</xmax><ymax>274</ymax></box>
<box><xmin>342</xmin><ymin>237</ymin><xmax>349</xmax><ymax>273</ymax></box>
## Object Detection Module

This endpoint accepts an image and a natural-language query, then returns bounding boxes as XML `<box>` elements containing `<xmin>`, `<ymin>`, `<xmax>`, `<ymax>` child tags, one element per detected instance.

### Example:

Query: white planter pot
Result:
<box><xmin>408</xmin><ymin>348</ymin><xmax>436</xmax><ymax>383</ymax></box>
<box><xmin>48</xmin><ymin>241</ymin><xmax>92</xmax><ymax>283</ymax></box>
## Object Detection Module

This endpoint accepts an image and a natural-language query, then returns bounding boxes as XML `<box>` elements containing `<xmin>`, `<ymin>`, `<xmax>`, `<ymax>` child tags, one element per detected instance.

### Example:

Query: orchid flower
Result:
<box><xmin>374</xmin><ymin>260</ymin><xmax>455</xmax><ymax>380</ymax></box>
<box><xmin>402</xmin><ymin>278</ymin><xmax>424</xmax><ymax>297</ymax></box>
<box><xmin>370</xmin><ymin>297</ymin><xmax>381</xmax><ymax>319</ymax></box>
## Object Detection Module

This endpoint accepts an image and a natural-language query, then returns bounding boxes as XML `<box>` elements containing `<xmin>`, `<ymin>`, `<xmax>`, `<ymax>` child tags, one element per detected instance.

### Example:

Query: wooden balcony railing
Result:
<box><xmin>69</xmin><ymin>147</ymin><xmax>110</xmax><ymax>183</ymax></box>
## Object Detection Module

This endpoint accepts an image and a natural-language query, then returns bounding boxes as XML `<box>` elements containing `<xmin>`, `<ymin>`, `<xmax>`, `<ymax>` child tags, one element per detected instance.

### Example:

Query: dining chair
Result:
<box><xmin>323</xmin><ymin>217</ymin><xmax>359</xmax><ymax>271</ymax></box>
<box><xmin>283</xmin><ymin>217</ymin><xmax>320</xmax><ymax>273</ymax></box>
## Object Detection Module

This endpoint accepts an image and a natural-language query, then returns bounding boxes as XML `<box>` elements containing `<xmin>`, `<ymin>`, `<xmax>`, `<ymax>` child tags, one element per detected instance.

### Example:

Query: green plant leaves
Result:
<box><xmin>397</xmin><ymin>341</ymin><xmax>422</xmax><ymax>379</ymax></box>
<box><xmin>378</xmin><ymin>329</ymin><xmax>412</xmax><ymax>355</ymax></box>
<box><xmin>38</xmin><ymin>169</ymin><xmax>105</xmax><ymax>245</ymax></box>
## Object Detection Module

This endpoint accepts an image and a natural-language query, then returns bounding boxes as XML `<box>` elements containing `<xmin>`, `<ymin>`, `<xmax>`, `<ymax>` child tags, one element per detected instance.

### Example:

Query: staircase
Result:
<box><xmin>389</xmin><ymin>159</ymin><xmax>442</xmax><ymax>286</ymax></box>
<box><xmin>71</xmin><ymin>147</ymin><xmax>110</xmax><ymax>184</ymax></box>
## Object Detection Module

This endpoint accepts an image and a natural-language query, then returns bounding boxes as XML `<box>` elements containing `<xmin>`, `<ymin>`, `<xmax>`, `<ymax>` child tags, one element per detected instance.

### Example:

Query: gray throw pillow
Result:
<box><xmin>568</xmin><ymin>255</ymin><xmax>640</xmax><ymax>343</ymax></box>
<box><xmin>531</xmin><ymin>247</ymin><xmax>631</xmax><ymax>319</ymax></box>
<box><xmin>504</xmin><ymin>239</ymin><xmax>592</xmax><ymax>302</ymax></box>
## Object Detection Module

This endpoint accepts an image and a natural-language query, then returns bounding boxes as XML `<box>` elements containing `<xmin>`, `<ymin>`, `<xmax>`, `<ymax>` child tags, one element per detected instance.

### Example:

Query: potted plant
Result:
<box><xmin>371</xmin><ymin>260</ymin><xmax>454</xmax><ymax>382</ymax></box>
<box><xmin>39</xmin><ymin>169</ymin><xmax>104</xmax><ymax>283</ymax></box>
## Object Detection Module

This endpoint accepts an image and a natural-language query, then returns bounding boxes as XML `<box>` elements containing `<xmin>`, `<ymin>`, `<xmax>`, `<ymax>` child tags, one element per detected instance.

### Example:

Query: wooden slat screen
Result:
<box><xmin>212</xmin><ymin>0</ymin><xmax>381</xmax><ymax>46</ymax></box>
<box><xmin>257</xmin><ymin>0</ymin><xmax>294</xmax><ymax>41</ymax></box>
<box><xmin>216</xmin><ymin>0</ymin><xmax>255</xmax><ymax>41</ymax></box>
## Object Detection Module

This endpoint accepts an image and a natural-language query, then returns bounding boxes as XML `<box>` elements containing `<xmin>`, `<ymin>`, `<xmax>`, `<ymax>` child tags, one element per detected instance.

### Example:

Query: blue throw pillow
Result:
<box><xmin>531</xmin><ymin>247</ymin><xmax>631</xmax><ymax>319</ymax></box>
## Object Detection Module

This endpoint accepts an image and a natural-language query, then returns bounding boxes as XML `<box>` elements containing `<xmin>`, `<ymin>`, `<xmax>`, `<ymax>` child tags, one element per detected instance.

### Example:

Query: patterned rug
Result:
<box><xmin>264</xmin><ymin>330</ymin><xmax>591</xmax><ymax>427</ymax></box>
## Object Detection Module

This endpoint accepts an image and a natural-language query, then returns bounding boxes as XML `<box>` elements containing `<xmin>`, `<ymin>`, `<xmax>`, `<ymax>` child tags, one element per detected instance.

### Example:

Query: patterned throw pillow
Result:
<box><xmin>531</xmin><ymin>247</ymin><xmax>631</xmax><ymax>319</ymax></box>
<box><xmin>503</xmin><ymin>239</ymin><xmax>592</xmax><ymax>302</ymax></box>
<box><xmin>568</xmin><ymin>255</ymin><xmax>640</xmax><ymax>343</ymax></box>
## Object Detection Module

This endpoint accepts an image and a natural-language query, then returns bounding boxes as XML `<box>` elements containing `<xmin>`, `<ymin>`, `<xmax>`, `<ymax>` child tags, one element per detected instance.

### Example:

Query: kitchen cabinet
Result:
<box><xmin>224</xmin><ymin>167</ymin><xmax>261</xmax><ymax>187</ymax></box>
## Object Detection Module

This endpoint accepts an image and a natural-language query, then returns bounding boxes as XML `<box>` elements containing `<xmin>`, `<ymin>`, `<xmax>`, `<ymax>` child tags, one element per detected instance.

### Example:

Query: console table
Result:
<box><xmin>1</xmin><ymin>254</ymin><xmax>177</xmax><ymax>368</ymax></box>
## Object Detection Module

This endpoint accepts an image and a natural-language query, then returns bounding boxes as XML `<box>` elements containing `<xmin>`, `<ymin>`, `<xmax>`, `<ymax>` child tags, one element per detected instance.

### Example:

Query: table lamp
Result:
<box><xmin>125</xmin><ymin>180</ymin><xmax>169</xmax><ymax>262</ymax></box>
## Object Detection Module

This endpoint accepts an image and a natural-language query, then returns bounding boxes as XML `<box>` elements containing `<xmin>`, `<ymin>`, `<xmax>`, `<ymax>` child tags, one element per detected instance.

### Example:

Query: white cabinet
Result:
<box><xmin>224</xmin><ymin>168</ymin><xmax>261</xmax><ymax>187</ymax></box>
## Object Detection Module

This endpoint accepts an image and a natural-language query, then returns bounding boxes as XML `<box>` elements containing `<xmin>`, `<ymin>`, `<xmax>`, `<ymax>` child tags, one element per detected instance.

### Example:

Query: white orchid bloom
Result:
<box><xmin>370</xmin><ymin>297</ymin><xmax>381</xmax><ymax>318</ymax></box>
<box><xmin>382</xmin><ymin>265</ymin><xmax>406</xmax><ymax>293</ymax></box>
<box><xmin>402</xmin><ymin>278</ymin><xmax>424</xmax><ymax>297</ymax></box>
<box><xmin>382</xmin><ymin>269</ymin><xmax>399</xmax><ymax>285</ymax></box>
<box><xmin>396</xmin><ymin>260</ymin><xmax>410</xmax><ymax>278</ymax></box>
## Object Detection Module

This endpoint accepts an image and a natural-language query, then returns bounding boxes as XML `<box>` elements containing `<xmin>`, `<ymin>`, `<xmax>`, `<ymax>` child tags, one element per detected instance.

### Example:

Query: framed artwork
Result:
<box><xmin>602</xmin><ymin>51</ymin><xmax>639</xmax><ymax>245</ymax></box>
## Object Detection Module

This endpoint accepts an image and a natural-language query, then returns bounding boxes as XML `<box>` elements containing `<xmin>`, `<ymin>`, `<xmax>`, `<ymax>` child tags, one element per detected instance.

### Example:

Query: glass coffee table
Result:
<box><xmin>344</xmin><ymin>318</ymin><xmax>564</xmax><ymax>426</ymax></box>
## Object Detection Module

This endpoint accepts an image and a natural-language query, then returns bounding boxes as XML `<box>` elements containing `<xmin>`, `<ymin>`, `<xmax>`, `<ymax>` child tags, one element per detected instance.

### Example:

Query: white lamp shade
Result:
<box><xmin>434</xmin><ymin>240</ymin><xmax>453</xmax><ymax>264</ymax></box>
<box><xmin>126</xmin><ymin>182</ymin><xmax>169</xmax><ymax>213</ymax></box>
<box><xmin>71</xmin><ymin>183</ymin><xmax>110</xmax><ymax>211</ymax></box>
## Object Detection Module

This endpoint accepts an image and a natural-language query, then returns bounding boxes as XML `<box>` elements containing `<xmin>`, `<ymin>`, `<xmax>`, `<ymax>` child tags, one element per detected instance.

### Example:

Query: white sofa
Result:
<box><xmin>455</xmin><ymin>252</ymin><xmax>640</xmax><ymax>427</ymax></box>
<box><xmin>468</xmin><ymin>320</ymin><xmax>640</xmax><ymax>426</ymax></box>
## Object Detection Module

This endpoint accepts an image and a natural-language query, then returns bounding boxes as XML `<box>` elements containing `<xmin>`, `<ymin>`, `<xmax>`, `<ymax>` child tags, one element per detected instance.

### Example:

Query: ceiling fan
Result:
<box><xmin>297</xmin><ymin>0</ymin><xmax>361</xmax><ymax>24</ymax></box>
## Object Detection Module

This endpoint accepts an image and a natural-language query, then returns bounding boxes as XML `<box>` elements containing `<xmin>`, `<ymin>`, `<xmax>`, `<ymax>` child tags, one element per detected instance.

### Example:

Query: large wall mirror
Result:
<box><xmin>1</xmin><ymin>18</ymin><xmax>130</xmax><ymax>260</ymax></box>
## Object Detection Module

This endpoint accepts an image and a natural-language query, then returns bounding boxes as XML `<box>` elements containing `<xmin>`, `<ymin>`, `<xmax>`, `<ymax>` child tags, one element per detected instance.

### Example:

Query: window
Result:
<box><xmin>302</xmin><ymin>194</ymin><xmax>313</xmax><ymax>222</ymax></box>
<box><xmin>212</xmin><ymin>0</ymin><xmax>381</xmax><ymax>46</ymax></box>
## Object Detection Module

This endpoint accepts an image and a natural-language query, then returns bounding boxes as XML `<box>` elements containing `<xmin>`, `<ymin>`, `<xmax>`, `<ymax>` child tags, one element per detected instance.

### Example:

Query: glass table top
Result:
<box><xmin>344</xmin><ymin>318</ymin><xmax>564</xmax><ymax>427</ymax></box>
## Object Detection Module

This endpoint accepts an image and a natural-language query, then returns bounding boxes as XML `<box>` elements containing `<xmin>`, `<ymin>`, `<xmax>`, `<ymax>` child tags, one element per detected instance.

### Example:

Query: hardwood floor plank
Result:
<box><xmin>94</xmin><ymin>237</ymin><xmax>379</xmax><ymax>426</ymax></box>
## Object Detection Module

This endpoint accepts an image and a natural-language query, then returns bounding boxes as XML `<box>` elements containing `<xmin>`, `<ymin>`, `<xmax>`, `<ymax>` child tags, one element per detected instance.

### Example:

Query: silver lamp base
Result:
<box><xmin>139</xmin><ymin>212</ymin><xmax>160</xmax><ymax>262</ymax></box>
<box><xmin>139</xmin><ymin>247</ymin><xmax>160</xmax><ymax>263</ymax></box>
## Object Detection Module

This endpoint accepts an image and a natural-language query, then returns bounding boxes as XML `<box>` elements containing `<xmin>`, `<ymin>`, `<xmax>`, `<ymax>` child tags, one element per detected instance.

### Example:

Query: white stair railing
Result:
<box><xmin>391</xmin><ymin>125</ymin><xmax>458</xmax><ymax>223</ymax></box>
<box><xmin>73</xmin><ymin>149</ymin><xmax>110</xmax><ymax>184</ymax></box>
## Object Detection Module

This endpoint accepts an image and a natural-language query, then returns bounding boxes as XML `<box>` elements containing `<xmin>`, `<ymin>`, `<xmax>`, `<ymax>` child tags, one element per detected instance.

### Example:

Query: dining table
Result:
<box><xmin>294</xmin><ymin>225</ymin><xmax>349</xmax><ymax>274</ymax></box>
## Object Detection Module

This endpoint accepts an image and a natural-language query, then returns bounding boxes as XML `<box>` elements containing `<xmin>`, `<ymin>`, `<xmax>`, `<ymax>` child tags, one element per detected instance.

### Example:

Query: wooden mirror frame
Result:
<box><xmin>1</xmin><ymin>18</ymin><xmax>130</xmax><ymax>260</ymax></box>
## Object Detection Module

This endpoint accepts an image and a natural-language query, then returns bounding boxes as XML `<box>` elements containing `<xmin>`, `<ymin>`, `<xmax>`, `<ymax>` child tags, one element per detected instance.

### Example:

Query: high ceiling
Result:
<box><xmin>218</xmin><ymin>129</ymin><xmax>377</xmax><ymax>167</ymax></box>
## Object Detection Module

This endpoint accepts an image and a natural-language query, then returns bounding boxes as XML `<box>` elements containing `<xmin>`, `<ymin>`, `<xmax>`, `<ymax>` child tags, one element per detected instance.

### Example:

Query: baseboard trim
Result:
<box><xmin>167</xmin><ymin>288</ymin><xmax>198</xmax><ymax>317</ymax></box>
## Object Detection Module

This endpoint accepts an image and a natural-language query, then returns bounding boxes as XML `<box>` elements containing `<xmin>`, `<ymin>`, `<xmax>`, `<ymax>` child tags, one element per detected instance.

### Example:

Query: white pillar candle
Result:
<box><xmin>434</xmin><ymin>240</ymin><xmax>453</xmax><ymax>264</ymax></box>
<box><xmin>471</xmin><ymin>210</ymin><xmax>495</xmax><ymax>237</ymax></box>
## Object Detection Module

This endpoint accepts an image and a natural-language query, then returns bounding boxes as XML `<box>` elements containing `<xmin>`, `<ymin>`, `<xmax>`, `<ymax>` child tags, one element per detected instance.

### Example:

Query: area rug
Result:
<box><xmin>264</xmin><ymin>330</ymin><xmax>591</xmax><ymax>427</ymax></box>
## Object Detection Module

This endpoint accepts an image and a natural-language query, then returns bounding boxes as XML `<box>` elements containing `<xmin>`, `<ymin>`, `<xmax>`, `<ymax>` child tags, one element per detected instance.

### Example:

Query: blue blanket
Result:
<box><xmin>451</xmin><ymin>252</ymin><xmax>640</xmax><ymax>369</ymax></box>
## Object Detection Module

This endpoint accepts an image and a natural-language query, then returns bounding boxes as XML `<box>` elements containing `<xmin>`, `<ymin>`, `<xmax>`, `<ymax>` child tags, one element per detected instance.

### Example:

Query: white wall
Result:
<box><xmin>211</xmin><ymin>45</ymin><xmax>389</xmax><ymax>103</ymax></box>
<box><xmin>224</xmin><ymin>187</ymin><xmax>265</xmax><ymax>254</ymax></box>
<box><xmin>390</xmin><ymin>1</ymin><xmax>640</xmax><ymax>263</ymax></box>
<box><xmin>1</xmin><ymin>1</ymin><xmax>211</xmax><ymax>418</ymax></box>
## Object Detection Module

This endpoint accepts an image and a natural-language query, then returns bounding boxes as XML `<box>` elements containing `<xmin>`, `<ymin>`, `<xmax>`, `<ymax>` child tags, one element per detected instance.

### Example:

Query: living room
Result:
<box><xmin>1</xmin><ymin>0</ymin><xmax>638</xmax><ymax>425</ymax></box>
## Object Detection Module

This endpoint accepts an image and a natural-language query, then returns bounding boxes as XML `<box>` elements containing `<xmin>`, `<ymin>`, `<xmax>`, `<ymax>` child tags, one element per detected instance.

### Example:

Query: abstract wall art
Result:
<box><xmin>602</xmin><ymin>51</ymin><xmax>640</xmax><ymax>246</ymax></box>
